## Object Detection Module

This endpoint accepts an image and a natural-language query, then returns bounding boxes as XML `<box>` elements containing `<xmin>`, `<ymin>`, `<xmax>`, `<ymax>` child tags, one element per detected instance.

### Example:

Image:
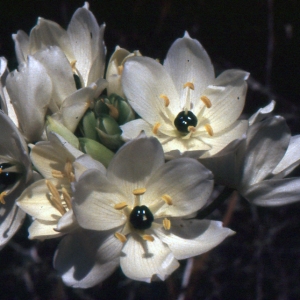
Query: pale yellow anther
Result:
<box><xmin>45</xmin><ymin>180</ymin><xmax>66</xmax><ymax>215</ymax></box>
<box><xmin>183</xmin><ymin>82</ymin><xmax>194</xmax><ymax>90</ymax></box>
<box><xmin>188</xmin><ymin>126</ymin><xmax>196</xmax><ymax>133</ymax></box>
<box><xmin>117</xmin><ymin>65</ymin><xmax>124</xmax><ymax>75</ymax></box>
<box><xmin>133</xmin><ymin>188</ymin><xmax>146</xmax><ymax>195</ymax></box>
<box><xmin>70</xmin><ymin>60</ymin><xmax>77</xmax><ymax>71</ymax></box>
<box><xmin>200</xmin><ymin>96</ymin><xmax>212</xmax><ymax>108</ymax></box>
<box><xmin>51</xmin><ymin>170</ymin><xmax>64</xmax><ymax>179</ymax></box>
<box><xmin>115</xmin><ymin>232</ymin><xmax>127</xmax><ymax>243</ymax></box>
<box><xmin>0</xmin><ymin>168</ymin><xmax>2</xmax><ymax>174</ymax></box>
<box><xmin>0</xmin><ymin>191</ymin><xmax>7</xmax><ymax>204</ymax></box>
<box><xmin>159</xmin><ymin>94</ymin><xmax>170</xmax><ymax>107</ymax></box>
<box><xmin>61</xmin><ymin>187</ymin><xmax>72</xmax><ymax>210</ymax></box>
<box><xmin>204</xmin><ymin>124</ymin><xmax>214</xmax><ymax>136</ymax></box>
<box><xmin>64</xmin><ymin>161</ymin><xmax>75</xmax><ymax>182</ymax></box>
<box><xmin>105</xmin><ymin>103</ymin><xmax>119</xmax><ymax>120</ymax></box>
<box><xmin>142</xmin><ymin>234</ymin><xmax>154</xmax><ymax>242</ymax></box>
<box><xmin>161</xmin><ymin>194</ymin><xmax>173</xmax><ymax>205</ymax></box>
<box><xmin>163</xmin><ymin>218</ymin><xmax>171</xmax><ymax>230</ymax></box>
<box><xmin>114</xmin><ymin>202</ymin><xmax>128</xmax><ymax>210</ymax></box>
<box><xmin>152</xmin><ymin>122</ymin><xmax>161</xmax><ymax>135</ymax></box>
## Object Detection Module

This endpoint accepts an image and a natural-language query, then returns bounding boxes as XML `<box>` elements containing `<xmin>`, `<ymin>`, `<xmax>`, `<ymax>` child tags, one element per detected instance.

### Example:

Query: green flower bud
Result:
<box><xmin>78</xmin><ymin>138</ymin><xmax>114</xmax><ymax>168</ymax></box>
<box><xmin>81</xmin><ymin>110</ymin><xmax>98</xmax><ymax>140</ymax></box>
<box><xmin>97</xmin><ymin>114</ymin><xmax>121</xmax><ymax>135</ymax></box>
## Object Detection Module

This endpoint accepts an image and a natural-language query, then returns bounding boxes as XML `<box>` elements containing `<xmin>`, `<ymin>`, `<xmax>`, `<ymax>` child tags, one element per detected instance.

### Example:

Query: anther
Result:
<box><xmin>0</xmin><ymin>191</ymin><xmax>7</xmax><ymax>204</ymax></box>
<box><xmin>159</xmin><ymin>94</ymin><xmax>170</xmax><ymax>107</ymax></box>
<box><xmin>183</xmin><ymin>82</ymin><xmax>195</xmax><ymax>90</ymax></box>
<box><xmin>188</xmin><ymin>126</ymin><xmax>196</xmax><ymax>133</ymax></box>
<box><xmin>64</xmin><ymin>161</ymin><xmax>75</xmax><ymax>182</ymax></box>
<box><xmin>200</xmin><ymin>96</ymin><xmax>212</xmax><ymax>108</ymax></box>
<box><xmin>142</xmin><ymin>234</ymin><xmax>154</xmax><ymax>242</ymax></box>
<box><xmin>204</xmin><ymin>124</ymin><xmax>214</xmax><ymax>136</ymax></box>
<box><xmin>118</xmin><ymin>65</ymin><xmax>124</xmax><ymax>75</ymax></box>
<box><xmin>114</xmin><ymin>202</ymin><xmax>128</xmax><ymax>210</ymax></box>
<box><xmin>115</xmin><ymin>232</ymin><xmax>127</xmax><ymax>243</ymax></box>
<box><xmin>161</xmin><ymin>194</ymin><xmax>173</xmax><ymax>205</ymax></box>
<box><xmin>105</xmin><ymin>103</ymin><xmax>119</xmax><ymax>120</ymax></box>
<box><xmin>45</xmin><ymin>180</ymin><xmax>66</xmax><ymax>215</ymax></box>
<box><xmin>70</xmin><ymin>60</ymin><xmax>77</xmax><ymax>72</ymax></box>
<box><xmin>152</xmin><ymin>122</ymin><xmax>161</xmax><ymax>135</ymax></box>
<box><xmin>61</xmin><ymin>187</ymin><xmax>72</xmax><ymax>210</ymax></box>
<box><xmin>51</xmin><ymin>170</ymin><xmax>64</xmax><ymax>179</ymax></box>
<box><xmin>132</xmin><ymin>188</ymin><xmax>146</xmax><ymax>195</ymax></box>
<box><xmin>163</xmin><ymin>218</ymin><xmax>171</xmax><ymax>230</ymax></box>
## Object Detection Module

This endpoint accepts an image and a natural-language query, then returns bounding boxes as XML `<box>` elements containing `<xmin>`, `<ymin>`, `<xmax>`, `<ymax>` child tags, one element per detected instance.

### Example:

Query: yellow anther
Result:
<box><xmin>204</xmin><ymin>124</ymin><xmax>214</xmax><ymax>136</ymax></box>
<box><xmin>0</xmin><ymin>192</ymin><xmax>7</xmax><ymax>204</ymax></box>
<box><xmin>70</xmin><ymin>60</ymin><xmax>77</xmax><ymax>71</ymax></box>
<box><xmin>64</xmin><ymin>161</ymin><xmax>75</xmax><ymax>182</ymax></box>
<box><xmin>133</xmin><ymin>188</ymin><xmax>146</xmax><ymax>195</ymax></box>
<box><xmin>61</xmin><ymin>187</ymin><xmax>72</xmax><ymax>210</ymax></box>
<box><xmin>161</xmin><ymin>194</ymin><xmax>173</xmax><ymax>205</ymax></box>
<box><xmin>0</xmin><ymin>168</ymin><xmax>2</xmax><ymax>174</ymax></box>
<box><xmin>51</xmin><ymin>170</ymin><xmax>64</xmax><ymax>179</ymax></box>
<box><xmin>142</xmin><ymin>234</ymin><xmax>154</xmax><ymax>242</ymax></box>
<box><xmin>115</xmin><ymin>232</ymin><xmax>127</xmax><ymax>243</ymax></box>
<box><xmin>117</xmin><ymin>65</ymin><xmax>124</xmax><ymax>75</ymax></box>
<box><xmin>200</xmin><ymin>96</ymin><xmax>212</xmax><ymax>108</ymax></box>
<box><xmin>163</xmin><ymin>218</ymin><xmax>171</xmax><ymax>230</ymax></box>
<box><xmin>188</xmin><ymin>126</ymin><xmax>196</xmax><ymax>133</ymax></box>
<box><xmin>106</xmin><ymin>103</ymin><xmax>119</xmax><ymax>120</ymax></box>
<box><xmin>159</xmin><ymin>94</ymin><xmax>170</xmax><ymax>107</ymax></box>
<box><xmin>183</xmin><ymin>82</ymin><xmax>194</xmax><ymax>90</ymax></box>
<box><xmin>45</xmin><ymin>180</ymin><xmax>66</xmax><ymax>216</ymax></box>
<box><xmin>152</xmin><ymin>122</ymin><xmax>161</xmax><ymax>135</ymax></box>
<box><xmin>114</xmin><ymin>202</ymin><xmax>128</xmax><ymax>210</ymax></box>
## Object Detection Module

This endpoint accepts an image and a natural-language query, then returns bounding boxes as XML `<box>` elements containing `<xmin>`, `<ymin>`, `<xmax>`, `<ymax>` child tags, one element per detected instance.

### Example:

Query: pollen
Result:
<box><xmin>204</xmin><ymin>124</ymin><xmax>214</xmax><ymax>136</ymax></box>
<box><xmin>159</xmin><ymin>94</ymin><xmax>170</xmax><ymax>107</ymax></box>
<box><xmin>133</xmin><ymin>188</ymin><xmax>146</xmax><ymax>195</ymax></box>
<box><xmin>142</xmin><ymin>234</ymin><xmax>154</xmax><ymax>242</ymax></box>
<box><xmin>161</xmin><ymin>194</ymin><xmax>173</xmax><ymax>205</ymax></box>
<box><xmin>200</xmin><ymin>96</ymin><xmax>212</xmax><ymax>108</ymax></box>
<box><xmin>163</xmin><ymin>218</ymin><xmax>171</xmax><ymax>230</ymax></box>
<box><xmin>115</xmin><ymin>232</ymin><xmax>127</xmax><ymax>243</ymax></box>
<box><xmin>152</xmin><ymin>122</ymin><xmax>161</xmax><ymax>135</ymax></box>
<box><xmin>114</xmin><ymin>202</ymin><xmax>128</xmax><ymax>210</ymax></box>
<box><xmin>0</xmin><ymin>191</ymin><xmax>7</xmax><ymax>204</ymax></box>
<box><xmin>183</xmin><ymin>82</ymin><xmax>194</xmax><ymax>90</ymax></box>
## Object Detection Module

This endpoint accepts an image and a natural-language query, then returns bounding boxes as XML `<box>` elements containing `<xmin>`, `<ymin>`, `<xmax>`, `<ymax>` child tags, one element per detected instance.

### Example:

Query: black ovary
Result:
<box><xmin>0</xmin><ymin>164</ymin><xmax>19</xmax><ymax>193</ymax></box>
<box><xmin>130</xmin><ymin>205</ymin><xmax>154</xmax><ymax>230</ymax></box>
<box><xmin>174</xmin><ymin>111</ymin><xmax>197</xmax><ymax>133</ymax></box>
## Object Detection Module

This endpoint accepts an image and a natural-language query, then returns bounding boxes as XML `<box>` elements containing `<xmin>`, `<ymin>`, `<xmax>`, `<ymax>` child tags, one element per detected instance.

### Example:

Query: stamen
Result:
<box><xmin>117</xmin><ymin>65</ymin><xmax>124</xmax><ymax>75</ymax></box>
<box><xmin>64</xmin><ymin>161</ymin><xmax>75</xmax><ymax>182</ymax></box>
<box><xmin>61</xmin><ymin>187</ymin><xmax>72</xmax><ymax>210</ymax></box>
<box><xmin>200</xmin><ymin>96</ymin><xmax>212</xmax><ymax>108</ymax></box>
<box><xmin>188</xmin><ymin>126</ymin><xmax>196</xmax><ymax>133</ymax></box>
<box><xmin>132</xmin><ymin>188</ymin><xmax>146</xmax><ymax>195</ymax></box>
<box><xmin>204</xmin><ymin>124</ymin><xmax>214</xmax><ymax>136</ymax></box>
<box><xmin>70</xmin><ymin>60</ymin><xmax>77</xmax><ymax>72</ymax></box>
<box><xmin>142</xmin><ymin>234</ymin><xmax>154</xmax><ymax>242</ymax></box>
<box><xmin>115</xmin><ymin>232</ymin><xmax>127</xmax><ymax>243</ymax></box>
<box><xmin>51</xmin><ymin>170</ymin><xmax>64</xmax><ymax>179</ymax></box>
<box><xmin>0</xmin><ymin>192</ymin><xmax>7</xmax><ymax>204</ymax></box>
<box><xmin>105</xmin><ymin>103</ymin><xmax>119</xmax><ymax>120</ymax></box>
<box><xmin>161</xmin><ymin>194</ymin><xmax>173</xmax><ymax>205</ymax></box>
<box><xmin>159</xmin><ymin>94</ymin><xmax>170</xmax><ymax>107</ymax></box>
<box><xmin>163</xmin><ymin>218</ymin><xmax>171</xmax><ymax>230</ymax></box>
<box><xmin>114</xmin><ymin>202</ymin><xmax>128</xmax><ymax>210</ymax></box>
<box><xmin>45</xmin><ymin>180</ymin><xmax>66</xmax><ymax>215</ymax></box>
<box><xmin>152</xmin><ymin>122</ymin><xmax>161</xmax><ymax>135</ymax></box>
<box><xmin>183</xmin><ymin>82</ymin><xmax>195</xmax><ymax>90</ymax></box>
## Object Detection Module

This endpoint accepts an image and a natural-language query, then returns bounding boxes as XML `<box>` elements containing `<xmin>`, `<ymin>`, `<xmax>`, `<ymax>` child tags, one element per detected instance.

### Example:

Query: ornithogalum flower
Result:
<box><xmin>54</xmin><ymin>136</ymin><xmax>234</xmax><ymax>287</ymax></box>
<box><xmin>201</xmin><ymin>103</ymin><xmax>300</xmax><ymax>206</ymax></box>
<box><xmin>121</xmin><ymin>32</ymin><xmax>249</xmax><ymax>158</ymax></box>
<box><xmin>0</xmin><ymin>111</ymin><xmax>32</xmax><ymax>249</ymax></box>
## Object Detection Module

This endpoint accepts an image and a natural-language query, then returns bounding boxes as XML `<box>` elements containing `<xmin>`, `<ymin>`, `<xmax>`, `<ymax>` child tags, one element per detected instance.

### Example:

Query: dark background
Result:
<box><xmin>0</xmin><ymin>1</ymin><xmax>300</xmax><ymax>299</ymax></box>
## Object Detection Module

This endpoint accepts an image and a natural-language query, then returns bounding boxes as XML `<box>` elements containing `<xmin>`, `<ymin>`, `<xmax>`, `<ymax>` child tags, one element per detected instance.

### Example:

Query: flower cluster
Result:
<box><xmin>1</xmin><ymin>2</ymin><xmax>300</xmax><ymax>289</ymax></box>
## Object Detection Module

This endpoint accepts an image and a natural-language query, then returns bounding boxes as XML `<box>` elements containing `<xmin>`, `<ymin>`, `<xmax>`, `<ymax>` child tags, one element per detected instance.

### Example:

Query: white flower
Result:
<box><xmin>54</xmin><ymin>136</ymin><xmax>234</xmax><ymax>287</ymax></box>
<box><xmin>121</xmin><ymin>32</ymin><xmax>249</xmax><ymax>158</ymax></box>
<box><xmin>201</xmin><ymin>103</ymin><xmax>300</xmax><ymax>206</ymax></box>
<box><xmin>0</xmin><ymin>111</ymin><xmax>32</xmax><ymax>249</ymax></box>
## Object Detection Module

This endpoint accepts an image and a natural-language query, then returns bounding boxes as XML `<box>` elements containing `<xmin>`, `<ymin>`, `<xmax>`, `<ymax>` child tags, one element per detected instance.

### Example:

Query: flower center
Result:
<box><xmin>174</xmin><ymin>110</ymin><xmax>198</xmax><ymax>133</ymax></box>
<box><xmin>129</xmin><ymin>205</ymin><xmax>154</xmax><ymax>230</ymax></box>
<box><xmin>0</xmin><ymin>163</ymin><xmax>20</xmax><ymax>204</ymax></box>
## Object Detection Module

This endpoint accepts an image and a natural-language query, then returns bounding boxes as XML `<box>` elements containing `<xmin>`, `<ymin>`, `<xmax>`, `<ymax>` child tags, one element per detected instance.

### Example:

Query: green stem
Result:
<box><xmin>196</xmin><ymin>187</ymin><xmax>234</xmax><ymax>219</ymax></box>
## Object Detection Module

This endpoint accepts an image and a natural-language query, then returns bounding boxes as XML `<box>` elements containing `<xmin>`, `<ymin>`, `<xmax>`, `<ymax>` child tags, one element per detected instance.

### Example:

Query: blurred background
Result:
<box><xmin>0</xmin><ymin>0</ymin><xmax>300</xmax><ymax>299</ymax></box>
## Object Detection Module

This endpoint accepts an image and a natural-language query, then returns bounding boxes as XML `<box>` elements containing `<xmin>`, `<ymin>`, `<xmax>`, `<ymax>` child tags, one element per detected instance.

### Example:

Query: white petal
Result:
<box><xmin>28</xmin><ymin>219</ymin><xmax>63</xmax><ymax>240</ymax></box>
<box><xmin>248</xmin><ymin>100</ymin><xmax>276</xmax><ymax>126</ymax></box>
<box><xmin>121</xmin><ymin>119</ymin><xmax>156</xmax><ymax>141</ymax></box>
<box><xmin>153</xmin><ymin>219</ymin><xmax>234</xmax><ymax>259</ymax></box>
<box><xmin>54</xmin><ymin>229</ymin><xmax>122</xmax><ymax>288</ymax></box>
<box><xmin>17</xmin><ymin>178</ymin><xmax>70</xmax><ymax>221</ymax></box>
<box><xmin>200</xmin><ymin>69</ymin><xmax>249</xmax><ymax>133</ymax></box>
<box><xmin>144</xmin><ymin>158</ymin><xmax>213</xmax><ymax>217</ymax></box>
<box><xmin>73</xmin><ymin>169</ymin><xmax>126</xmax><ymax>231</ymax></box>
<box><xmin>164</xmin><ymin>32</ymin><xmax>214</xmax><ymax>105</ymax></box>
<box><xmin>34</xmin><ymin>46</ymin><xmax>76</xmax><ymax>108</ymax></box>
<box><xmin>244</xmin><ymin>178</ymin><xmax>300</xmax><ymax>206</ymax></box>
<box><xmin>6</xmin><ymin>56</ymin><xmax>52</xmax><ymax>142</ymax></box>
<box><xmin>120</xmin><ymin>233</ymin><xmax>179</xmax><ymax>282</ymax></box>
<box><xmin>122</xmin><ymin>56</ymin><xmax>178</xmax><ymax>127</ymax></box>
<box><xmin>12</xmin><ymin>30</ymin><xmax>30</xmax><ymax>64</ymax></box>
<box><xmin>200</xmin><ymin>120</ymin><xmax>248</xmax><ymax>158</ymax></box>
<box><xmin>107</xmin><ymin>137</ymin><xmax>165</xmax><ymax>197</ymax></box>
<box><xmin>241</xmin><ymin>116</ymin><xmax>290</xmax><ymax>188</ymax></box>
